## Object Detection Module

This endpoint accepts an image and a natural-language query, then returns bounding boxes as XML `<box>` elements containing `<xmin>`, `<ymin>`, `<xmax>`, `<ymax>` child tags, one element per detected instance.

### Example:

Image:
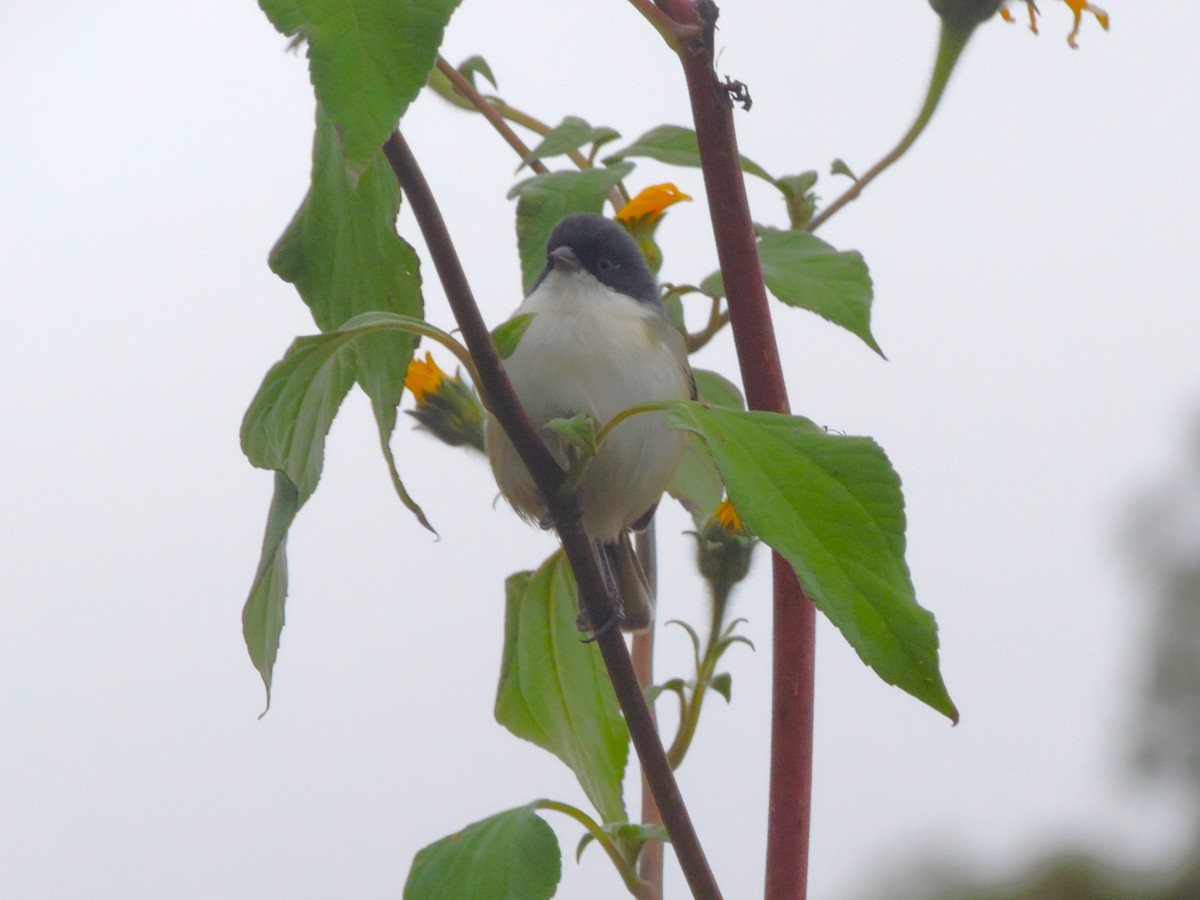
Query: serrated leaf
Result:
<box><xmin>404</xmin><ymin>805</ymin><xmax>561</xmax><ymax>900</ymax></box>
<box><xmin>702</xmin><ymin>229</ymin><xmax>882</xmax><ymax>357</ymax></box>
<box><xmin>709</xmin><ymin>672</ymin><xmax>732</xmax><ymax>703</ymax></box>
<box><xmin>492</xmin><ymin>313</ymin><xmax>534</xmax><ymax>360</ymax></box>
<box><xmin>509</xmin><ymin>163</ymin><xmax>634</xmax><ymax>292</ymax></box>
<box><xmin>240</xmin><ymin>314</ymin><xmax>439</xmax><ymax>702</ymax></box>
<box><xmin>604</xmin><ymin>124</ymin><xmax>774</xmax><ymax>184</ymax></box>
<box><xmin>667</xmin><ymin>369</ymin><xmax>743</xmax><ymax>526</ymax></box>
<box><xmin>259</xmin><ymin>0</ymin><xmax>462</xmax><ymax>176</ymax></box>
<box><xmin>270</xmin><ymin>106</ymin><xmax>430</xmax><ymax>527</ymax></box>
<box><xmin>241</xmin><ymin>471</ymin><xmax>300</xmax><ymax>710</ymax></box>
<box><xmin>496</xmin><ymin>553</ymin><xmax>629</xmax><ymax>823</ymax></box>
<box><xmin>241</xmin><ymin>331</ymin><xmax>360</xmax><ymax>503</ymax></box>
<box><xmin>524</xmin><ymin>116</ymin><xmax>621</xmax><ymax>167</ymax></box>
<box><xmin>458</xmin><ymin>54</ymin><xmax>496</xmax><ymax>90</ymax></box>
<box><xmin>660</xmin><ymin>404</ymin><xmax>957</xmax><ymax>722</ymax></box>
<box><xmin>759</xmin><ymin>230</ymin><xmax>881</xmax><ymax>356</ymax></box>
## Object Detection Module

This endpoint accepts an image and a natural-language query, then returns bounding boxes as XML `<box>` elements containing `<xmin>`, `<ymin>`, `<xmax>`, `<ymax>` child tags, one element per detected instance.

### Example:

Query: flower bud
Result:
<box><xmin>616</xmin><ymin>183</ymin><xmax>692</xmax><ymax>275</ymax></box>
<box><xmin>694</xmin><ymin>499</ymin><xmax>756</xmax><ymax>594</ymax></box>
<box><xmin>928</xmin><ymin>0</ymin><xmax>1002</xmax><ymax>29</ymax></box>
<box><xmin>404</xmin><ymin>352</ymin><xmax>485</xmax><ymax>453</ymax></box>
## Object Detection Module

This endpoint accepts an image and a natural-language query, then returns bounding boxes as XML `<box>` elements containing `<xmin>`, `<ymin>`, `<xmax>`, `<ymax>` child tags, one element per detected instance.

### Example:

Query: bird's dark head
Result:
<box><xmin>537</xmin><ymin>213</ymin><xmax>659</xmax><ymax>305</ymax></box>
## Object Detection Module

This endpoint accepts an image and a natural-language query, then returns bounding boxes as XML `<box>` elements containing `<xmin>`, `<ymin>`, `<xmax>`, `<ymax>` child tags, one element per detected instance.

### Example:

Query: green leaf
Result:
<box><xmin>492</xmin><ymin>313</ymin><xmax>535</xmax><ymax>360</ymax></box>
<box><xmin>775</xmin><ymin>171</ymin><xmax>818</xmax><ymax>198</ymax></box>
<box><xmin>509</xmin><ymin>163</ymin><xmax>634</xmax><ymax>292</ymax></box>
<box><xmin>709</xmin><ymin>672</ymin><xmax>733</xmax><ymax>703</ymax></box>
<box><xmin>645</xmin><ymin>676</ymin><xmax>687</xmax><ymax>707</ymax></box>
<box><xmin>604</xmin><ymin>124</ymin><xmax>774</xmax><ymax>184</ymax></box>
<box><xmin>270</xmin><ymin>106</ymin><xmax>430</xmax><ymax>527</ymax></box>
<box><xmin>496</xmin><ymin>554</ymin><xmax>629</xmax><ymax>823</ymax></box>
<box><xmin>831</xmin><ymin>157</ymin><xmax>858</xmax><ymax>181</ymax></box>
<box><xmin>759</xmin><ymin>230</ymin><xmax>881</xmax><ymax>356</ymax></box>
<box><xmin>241</xmin><ymin>471</ymin><xmax>300</xmax><ymax>710</ymax></box>
<box><xmin>661</xmin><ymin>404</ymin><xmax>958</xmax><ymax>722</ymax></box>
<box><xmin>668</xmin><ymin>369</ymin><xmax>743</xmax><ymax>525</ymax></box>
<box><xmin>524</xmin><ymin>116</ymin><xmax>620</xmax><ymax>167</ymax></box>
<box><xmin>240</xmin><ymin>313</ymin><xmax>442</xmax><ymax>702</ymax></box>
<box><xmin>258</xmin><ymin>0</ymin><xmax>304</xmax><ymax>35</ymax></box>
<box><xmin>458</xmin><ymin>54</ymin><xmax>496</xmax><ymax>90</ymax></box>
<box><xmin>259</xmin><ymin>0</ymin><xmax>462</xmax><ymax>176</ymax></box>
<box><xmin>702</xmin><ymin>229</ymin><xmax>883</xmax><ymax>357</ymax></box>
<box><xmin>693</xmin><ymin>368</ymin><xmax>745</xmax><ymax>411</ymax></box>
<box><xmin>546</xmin><ymin>413</ymin><xmax>598</xmax><ymax>465</ymax></box>
<box><xmin>241</xmin><ymin>331</ymin><xmax>359</xmax><ymax>503</ymax></box>
<box><xmin>404</xmin><ymin>804</ymin><xmax>561</xmax><ymax>900</ymax></box>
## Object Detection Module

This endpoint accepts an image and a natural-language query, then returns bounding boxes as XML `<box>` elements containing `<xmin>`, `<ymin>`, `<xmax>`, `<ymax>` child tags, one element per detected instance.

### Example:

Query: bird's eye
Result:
<box><xmin>597</xmin><ymin>257</ymin><xmax>616</xmax><ymax>273</ymax></box>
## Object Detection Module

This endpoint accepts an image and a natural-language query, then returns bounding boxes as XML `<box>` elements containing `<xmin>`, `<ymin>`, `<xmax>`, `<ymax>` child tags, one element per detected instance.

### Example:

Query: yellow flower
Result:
<box><xmin>616</xmin><ymin>183</ymin><xmax>692</xmax><ymax>226</ymax></box>
<box><xmin>405</xmin><ymin>352</ymin><xmax>448</xmax><ymax>403</ymax></box>
<box><xmin>714</xmin><ymin>498</ymin><xmax>744</xmax><ymax>534</ymax></box>
<box><xmin>404</xmin><ymin>352</ymin><xmax>486</xmax><ymax>453</ymax></box>
<box><xmin>999</xmin><ymin>0</ymin><xmax>1109</xmax><ymax>47</ymax></box>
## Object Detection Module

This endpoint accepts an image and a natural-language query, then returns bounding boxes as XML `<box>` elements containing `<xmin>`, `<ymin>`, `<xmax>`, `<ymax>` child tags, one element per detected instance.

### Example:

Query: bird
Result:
<box><xmin>486</xmin><ymin>213</ymin><xmax>696</xmax><ymax>632</ymax></box>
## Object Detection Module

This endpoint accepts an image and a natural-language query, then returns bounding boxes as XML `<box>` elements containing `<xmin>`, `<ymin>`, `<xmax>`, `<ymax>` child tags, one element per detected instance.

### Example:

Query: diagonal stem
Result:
<box><xmin>382</xmin><ymin>130</ymin><xmax>722</xmax><ymax>900</ymax></box>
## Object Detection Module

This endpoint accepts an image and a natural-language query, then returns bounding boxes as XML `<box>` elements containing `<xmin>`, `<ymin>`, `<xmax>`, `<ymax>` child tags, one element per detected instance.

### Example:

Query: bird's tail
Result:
<box><xmin>601</xmin><ymin>532</ymin><xmax>655</xmax><ymax>633</ymax></box>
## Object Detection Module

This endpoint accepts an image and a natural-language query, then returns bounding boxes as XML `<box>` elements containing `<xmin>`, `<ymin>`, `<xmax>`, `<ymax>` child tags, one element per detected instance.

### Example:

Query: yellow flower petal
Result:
<box><xmin>714</xmin><ymin>498</ymin><xmax>744</xmax><ymax>533</ymax></box>
<box><xmin>1063</xmin><ymin>0</ymin><xmax>1109</xmax><ymax>48</ymax></box>
<box><xmin>404</xmin><ymin>352</ymin><xmax>448</xmax><ymax>404</ymax></box>
<box><xmin>616</xmin><ymin>183</ymin><xmax>692</xmax><ymax>225</ymax></box>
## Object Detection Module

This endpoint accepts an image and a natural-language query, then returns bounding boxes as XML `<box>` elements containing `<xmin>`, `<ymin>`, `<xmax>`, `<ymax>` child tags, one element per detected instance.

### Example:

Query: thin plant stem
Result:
<box><xmin>808</xmin><ymin>22</ymin><xmax>973</xmax><ymax>232</ymax></box>
<box><xmin>633</xmin><ymin>528</ymin><xmax>664</xmax><ymax>900</ymax></box>
<box><xmin>534</xmin><ymin>799</ymin><xmax>652</xmax><ymax>899</ymax></box>
<box><xmin>382</xmin><ymin>131</ymin><xmax>722</xmax><ymax>900</ymax></box>
<box><xmin>432</xmin><ymin>57</ymin><xmax>627</xmax><ymax>210</ymax></box>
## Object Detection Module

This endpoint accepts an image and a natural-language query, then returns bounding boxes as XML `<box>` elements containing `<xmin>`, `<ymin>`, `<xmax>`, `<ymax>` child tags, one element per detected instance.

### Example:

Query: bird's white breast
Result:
<box><xmin>486</xmin><ymin>271</ymin><xmax>691</xmax><ymax>541</ymax></box>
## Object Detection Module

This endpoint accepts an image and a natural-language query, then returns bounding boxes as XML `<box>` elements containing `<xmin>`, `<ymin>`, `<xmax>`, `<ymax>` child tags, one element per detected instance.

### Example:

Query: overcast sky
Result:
<box><xmin>3</xmin><ymin>1</ymin><xmax>1198</xmax><ymax>898</ymax></box>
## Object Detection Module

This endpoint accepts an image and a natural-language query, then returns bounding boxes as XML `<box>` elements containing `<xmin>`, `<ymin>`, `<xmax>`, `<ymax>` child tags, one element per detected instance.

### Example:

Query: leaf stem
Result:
<box><xmin>383</xmin><ymin>131</ymin><xmax>722</xmax><ymax>900</ymax></box>
<box><xmin>534</xmin><ymin>800</ymin><xmax>651</xmax><ymax>899</ymax></box>
<box><xmin>807</xmin><ymin>21</ymin><xmax>973</xmax><ymax>232</ymax></box>
<box><xmin>335</xmin><ymin>311</ymin><xmax>481</xmax><ymax>386</ymax></box>
<box><xmin>665</xmin><ymin>581</ymin><xmax>730</xmax><ymax>768</ymax></box>
<box><xmin>432</xmin><ymin>57</ymin><xmax>627</xmax><ymax>210</ymax></box>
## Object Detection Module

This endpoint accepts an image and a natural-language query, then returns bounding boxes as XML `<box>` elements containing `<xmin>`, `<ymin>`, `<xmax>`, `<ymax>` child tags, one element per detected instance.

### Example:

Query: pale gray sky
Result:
<box><xmin>2</xmin><ymin>2</ymin><xmax>1197</xmax><ymax>898</ymax></box>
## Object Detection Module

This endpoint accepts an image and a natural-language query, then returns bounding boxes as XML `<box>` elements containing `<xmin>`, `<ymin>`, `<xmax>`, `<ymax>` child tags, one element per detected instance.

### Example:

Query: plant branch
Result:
<box><xmin>434</xmin><ymin>57</ymin><xmax>549</xmax><ymax>174</ymax></box>
<box><xmin>661</xmin><ymin>2</ymin><xmax>817</xmax><ymax>897</ymax></box>
<box><xmin>626</xmin><ymin>0</ymin><xmax>703</xmax><ymax>49</ymax></box>
<box><xmin>383</xmin><ymin>131</ymin><xmax>722</xmax><ymax>900</ymax></box>
<box><xmin>433</xmin><ymin>57</ymin><xmax>626</xmax><ymax>210</ymax></box>
<box><xmin>808</xmin><ymin>21</ymin><xmax>973</xmax><ymax>231</ymax></box>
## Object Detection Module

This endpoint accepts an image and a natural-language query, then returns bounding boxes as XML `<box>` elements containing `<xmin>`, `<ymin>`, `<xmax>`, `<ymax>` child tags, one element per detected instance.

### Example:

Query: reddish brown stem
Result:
<box><xmin>662</xmin><ymin>1</ymin><xmax>818</xmax><ymax>896</ymax></box>
<box><xmin>382</xmin><ymin>131</ymin><xmax>721</xmax><ymax>900</ymax></box>
<box><xmin>633</xmin><ymin>530</ymin><xmax>664</xmax><ymax>899</ymax></box>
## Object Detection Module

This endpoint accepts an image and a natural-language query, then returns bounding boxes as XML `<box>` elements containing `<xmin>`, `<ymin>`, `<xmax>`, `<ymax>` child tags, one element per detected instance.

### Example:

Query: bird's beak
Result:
<box><xmin>548</xmin><ymin>246</ymin><xmax>582</xmax><ymax>273</ymax></box>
